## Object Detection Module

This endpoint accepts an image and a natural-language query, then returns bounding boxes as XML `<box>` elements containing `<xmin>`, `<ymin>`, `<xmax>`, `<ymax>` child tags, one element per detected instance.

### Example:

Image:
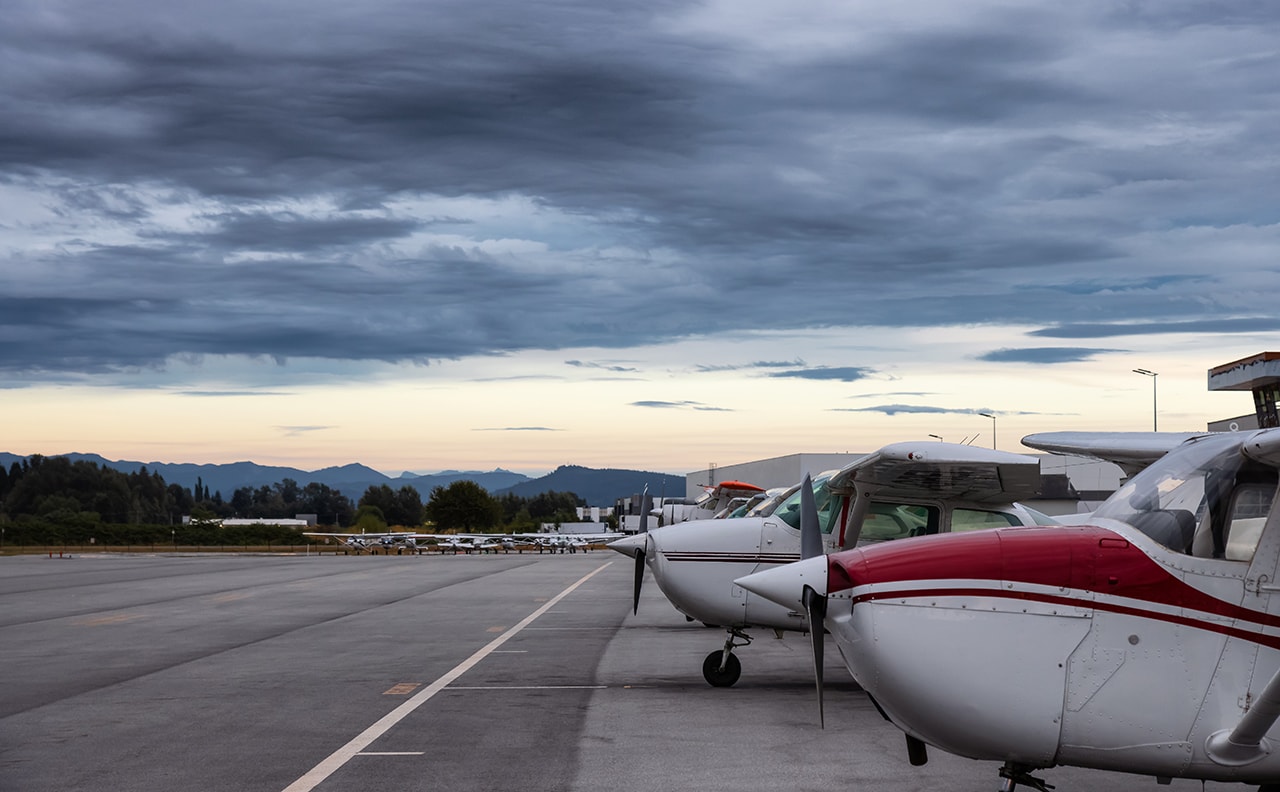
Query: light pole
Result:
<box><xmin>979</xmin><ymin>412</ymin><xmax>997</xmax><ymax>449</ymax></box>
<box><xmin>1133</xmin><ymin>369</ymin><xmax>1158</xmax><ymax>431</ymax></box>
<box><xmin>928</xmin><ymin>434</ymin><xmax>944</xmax><ymax>442</ymax></box>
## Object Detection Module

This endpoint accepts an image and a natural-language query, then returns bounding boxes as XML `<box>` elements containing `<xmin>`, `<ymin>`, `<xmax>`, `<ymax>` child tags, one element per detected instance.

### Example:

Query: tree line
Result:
<box><xmin>0</xmin><ymin>455</ymin><xmax>596</xmax><ymax>546</ymax></box>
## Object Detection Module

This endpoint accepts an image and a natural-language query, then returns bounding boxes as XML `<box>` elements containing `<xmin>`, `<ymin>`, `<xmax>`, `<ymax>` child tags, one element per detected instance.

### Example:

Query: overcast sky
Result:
<box><xmin>3</xmin><ymin>0</ymin><xmax>1278</xmax><ymax>475</ymax></box>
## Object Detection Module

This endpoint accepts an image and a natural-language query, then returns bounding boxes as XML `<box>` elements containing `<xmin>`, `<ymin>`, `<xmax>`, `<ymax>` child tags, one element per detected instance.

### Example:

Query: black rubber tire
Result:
<box><xmin>702</xmin><ymin>650</ymin><xmax>742</xmax><ymax>687</ymax></box>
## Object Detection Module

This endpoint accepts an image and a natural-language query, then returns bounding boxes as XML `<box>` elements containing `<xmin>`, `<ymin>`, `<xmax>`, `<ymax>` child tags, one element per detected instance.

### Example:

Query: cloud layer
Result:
<box><xmin>3</xmin><ymin>0</ymin><xmax>1278</xmax><ymax>383</ymax></box>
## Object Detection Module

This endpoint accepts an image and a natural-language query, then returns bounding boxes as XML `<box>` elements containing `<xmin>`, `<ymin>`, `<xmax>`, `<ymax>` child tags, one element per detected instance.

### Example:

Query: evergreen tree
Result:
<box><xmin>423</xmin><ymin>481</ymin><xmax>502</xmax><ymax>532</ymax></box>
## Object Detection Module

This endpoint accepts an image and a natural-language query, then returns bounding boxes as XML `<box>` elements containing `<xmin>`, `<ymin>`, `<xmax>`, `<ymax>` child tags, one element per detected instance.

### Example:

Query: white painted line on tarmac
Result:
<box><xmin>281</xmin><ymin>561</ymin><xmax>613</xmax><ymax>792</ymax></box>
<box><xmin>446</xmin><ymin>685</ymin><xmax>607</xmax><ymax>690</ymax></box>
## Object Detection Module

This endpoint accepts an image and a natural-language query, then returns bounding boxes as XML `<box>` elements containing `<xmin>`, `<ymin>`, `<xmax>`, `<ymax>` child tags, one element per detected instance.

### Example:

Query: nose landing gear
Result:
<box><xmin>702</xmin><ymin>628</ymin><xmax>752</xmax><ymax>687</ymax></box>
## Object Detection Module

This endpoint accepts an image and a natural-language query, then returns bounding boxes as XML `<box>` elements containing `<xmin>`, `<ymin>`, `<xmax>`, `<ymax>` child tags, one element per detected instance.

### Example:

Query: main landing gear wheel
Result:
<box><xmin>702</xmin><ymin>650</ymin><xmax>742</xmax><ymax>687</ymax></box>
<box><xmin>998</xmin><ymin>762</ymin><xmax>1054</xmax><ymax>792</ymax></box>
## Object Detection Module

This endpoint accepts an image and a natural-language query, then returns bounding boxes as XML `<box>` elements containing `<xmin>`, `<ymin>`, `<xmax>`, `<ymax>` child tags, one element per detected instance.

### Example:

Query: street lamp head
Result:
<box><xmin>977</xmin><ymin>412</ymin><xmax>997</xmax><ymax>449</ymax></box>
<box><xmin>1132</xmin><ymin>368</ymin><xmax>1159</xmax><ymax>431</ymax></box>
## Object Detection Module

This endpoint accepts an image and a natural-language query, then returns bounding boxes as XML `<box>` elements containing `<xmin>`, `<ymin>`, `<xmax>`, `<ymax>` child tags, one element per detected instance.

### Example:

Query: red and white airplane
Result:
<box><xmin>738</xmin><ymin>429</ymin><xmax>1280</xmax><ymax>792</ymax></box>
<box><xmin>610</xmin><ymin>442</ymin><xmax>1054</xmax><ymax>687</ymax></box>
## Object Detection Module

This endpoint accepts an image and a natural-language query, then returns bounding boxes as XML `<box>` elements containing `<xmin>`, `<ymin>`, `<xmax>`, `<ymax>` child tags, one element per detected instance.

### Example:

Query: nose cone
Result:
<box><xmin>608</xmin><ymin>533</ymin><xmax>649</xmax><ymax>559</ymax></box>
<box><xmin>734</xmin><ymin>555</ymin><xmax>830</xmax><ymax>613</ymax></box>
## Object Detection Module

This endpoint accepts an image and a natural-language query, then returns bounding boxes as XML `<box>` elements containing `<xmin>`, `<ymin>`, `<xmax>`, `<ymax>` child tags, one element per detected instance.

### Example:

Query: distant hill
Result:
<box><xmin>0</xmin><ymin>453</ymin><xmax>678</xmax><ymax>506</ymax></box>
<box><xmin>0</xmin><ymin>452</ymin><xmax>529</xmax><ymax>502</ymax></box>
<box><xmin>497</xmin><ymin>465</ymin><xmax>685</xmax><ymax>507</ymax></box>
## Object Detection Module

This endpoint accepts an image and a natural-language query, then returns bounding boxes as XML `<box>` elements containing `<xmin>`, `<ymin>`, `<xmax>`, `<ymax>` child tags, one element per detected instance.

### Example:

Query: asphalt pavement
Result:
<box><xmin>0</xmin><ymin>551</ymin><xmax>1246</xmax><ymax>792</ymax></box>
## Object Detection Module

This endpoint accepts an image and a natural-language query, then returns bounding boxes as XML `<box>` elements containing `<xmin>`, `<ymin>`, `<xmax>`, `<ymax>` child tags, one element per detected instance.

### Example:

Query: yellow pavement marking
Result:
<box><xmin>282</xmin><ymin>561</ymin><xmax>613</xmax><ymax>792</ymax></box>
<box><xmin>485</xmin><ymin>625</ymin><xmax>506</xmax><ymax>633</ymax></box>
<box><xmin>383</xmin><ymin>683</ymin><xmax>421</xmax><ymax>696</ymax></box>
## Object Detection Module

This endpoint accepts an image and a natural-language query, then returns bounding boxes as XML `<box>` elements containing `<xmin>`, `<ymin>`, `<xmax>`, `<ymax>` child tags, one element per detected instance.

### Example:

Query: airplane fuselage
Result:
<box><xmin>643</xmin><ymin>516</ymin><xmax>814</xmax><ymax>631</ymax></box>
<box><xmin>824</xmin><ymin>520</ymin><xmax>1280</xmax><ymax>784</ymax></box>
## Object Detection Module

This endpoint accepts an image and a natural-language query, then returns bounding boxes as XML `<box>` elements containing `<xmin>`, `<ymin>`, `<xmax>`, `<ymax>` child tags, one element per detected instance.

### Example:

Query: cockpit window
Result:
<box><xmin>773</xmin><ymin>475</ymin><xmax>839</xmax><ymax>533</ymax></box>
<box><xmin>1094</xmin><ymin>432</ymin><xmax>1277</xmax><ymax>560</ymax></box>
<box><xmin>859</xmin><ymin>502</ymin><xmax>937</xmax><ymax>543</ymax></box>
<box><xmin>951</xmin><ymin>509</ymin><xmax>1022</xmax><ymax>532</ymax></box>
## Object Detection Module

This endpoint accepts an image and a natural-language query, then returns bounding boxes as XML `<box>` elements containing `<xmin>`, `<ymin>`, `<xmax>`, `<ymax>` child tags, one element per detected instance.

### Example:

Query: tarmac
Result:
<box><xmin>0</xmin><ymin>551</ymin><xmax>1247</xmax><ymax>792</ymax></box>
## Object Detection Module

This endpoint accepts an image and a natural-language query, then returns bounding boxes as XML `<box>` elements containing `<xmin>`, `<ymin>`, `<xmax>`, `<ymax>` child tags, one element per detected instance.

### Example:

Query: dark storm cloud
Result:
<box><xmin>833</xmin><ymin>405</ymin><xmax>1048</xmax><ymax>417</ymax></box>
<box><xmin>3</xmin><ymin>1</ymin><xmax>1279</xmax><ymax>378</ymax></box>
<box><xmin>174</xmin><ymin>211</ymin><xmax>425</xmax><ymax>253</ymax></box>
<box><xmin>277</xmin><ymin>425</ymin><xmax>332</xmax><ymax>436</ymax></box>
<box><xmin>768</xmin><ymin>367</ymin><xmax>877</xmax><ymax>382</ymax></box>
<box><xmin>1031</xmin><ymin>318</ymin><xmax>1280</xmax><ymax>339</ymax></box>
<box><xmin>978</xmin><ymin>347</ymin><xmax>1124</xmax><ymax>364</ymax></box>
<box><xmin>180</xmin><ymin>390</ymin><xmax>293</xmax><ymax>397</ymax></box>
<box><xmin>631</xmin><ymin>400</ymin><xmax>731</xmax><ymax>411</ymax></box>
<box><xmin>565</xmin><ymin>360</ymin><xmax>640</xmax><ymax>373</ymax></box>
<box><xmin>695</xmin><ymin>360</ymin><xmax>803</xmax><ymax>373</ymax></box>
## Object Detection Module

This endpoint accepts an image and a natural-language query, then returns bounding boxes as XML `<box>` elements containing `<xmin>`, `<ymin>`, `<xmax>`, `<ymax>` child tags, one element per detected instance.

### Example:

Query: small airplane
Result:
<box><xmin>304</xmin><ymin>530</ymin><xmax>424</xmax><ymax>554</ymax></box>
<box><xmin>656</xmin><ymin>480</ymin><xmax>766</xmax><ymax>524</ymax></box>
<box><xmin>610</xmin><ymin>441</ymin><xmax>1054</xmax><ymax>687</ymax></box>
<box><xmin>1022</xmin><ymin>430</ymin><xmax>1203</xmax><ymax>476</ymax></box>
<box><xmin>736</xmin><ymin>428</ymin><xmax>1280</xmax><ymax>792</ymax></box>
<box><xmin>305</xmin><ymin>529</ymin><xmax>622</xmax><ymax>554</ymax></box>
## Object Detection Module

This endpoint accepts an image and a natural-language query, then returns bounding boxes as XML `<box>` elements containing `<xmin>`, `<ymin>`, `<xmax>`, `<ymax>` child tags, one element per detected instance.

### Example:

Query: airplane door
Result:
<box><xmin>738</xmin><ymin>518</ymin><xmax>809</xmax><ymax>631</ymax></box>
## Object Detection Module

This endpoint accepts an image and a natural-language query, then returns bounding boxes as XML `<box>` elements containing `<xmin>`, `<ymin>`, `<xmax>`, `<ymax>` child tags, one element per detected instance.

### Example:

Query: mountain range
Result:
<box><xmin>0</xmin><ymin>452</ymin><xmax>685</xmax><ymax>507</ymax></box>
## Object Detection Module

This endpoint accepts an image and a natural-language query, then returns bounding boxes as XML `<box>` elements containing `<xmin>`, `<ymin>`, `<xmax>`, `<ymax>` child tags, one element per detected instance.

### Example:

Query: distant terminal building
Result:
<box><xmin>684</xmin><ymin>452</ymin><xmax>1116</xmax><ymax>517</ymax></box>
<box><xmin>220</xmin><ymin>518</ymin><xmax>313</xmax><ymax>528</ymax></box>
<box><xmin>182</xmin><ymin>516</ymin><xmax>315</xmax><ymax>527</ymax></box>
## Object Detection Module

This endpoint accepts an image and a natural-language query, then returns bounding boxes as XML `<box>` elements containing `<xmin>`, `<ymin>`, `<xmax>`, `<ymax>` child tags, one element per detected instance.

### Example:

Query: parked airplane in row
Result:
<box><xmin>737</xmin><ymin>429</ymin><xmax>1280</xmax><ymax>792</ymax></box>
<box><xmin>305</xmin><ymin>530</ymin><xmax>622</xmax><ymax>554</ymax></box>
<box><xmin>610</xmin><ymin>441</ymin><xmax>1062</xmax><ymax>687</ymax></box>
<box><xmin>651</xmin><ymin>479</ymin><xmax>767</xmax><ymax>525</ymax></box>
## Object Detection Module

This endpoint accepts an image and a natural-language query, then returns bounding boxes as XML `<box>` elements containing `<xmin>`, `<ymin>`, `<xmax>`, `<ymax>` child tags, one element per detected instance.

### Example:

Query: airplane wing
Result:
<box><xmin>827</xmin><ymin>441</ymin><xmax>1041</xmax><ymax>504</ymax></box>
<box><xmin>1021</xmin><ymin>431</ymin><xmax>1203</xmax><ymax>477</ymax></box>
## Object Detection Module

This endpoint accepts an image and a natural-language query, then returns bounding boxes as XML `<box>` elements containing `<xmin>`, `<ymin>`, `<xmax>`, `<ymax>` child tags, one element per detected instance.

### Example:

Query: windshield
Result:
<box><xmin>772</xmin><ymin>474</ymin><xmax>839</xmax><ymax>533</ymax></box>
<box><xmin>750</xmin><ymin>487</ymin><xmax>792</xmax><ymax>518</ymax></box>
<box><xmin>1093</xmin><ymin>432</ymin><xmax>1275</xmax><ymax>558</ymax></box>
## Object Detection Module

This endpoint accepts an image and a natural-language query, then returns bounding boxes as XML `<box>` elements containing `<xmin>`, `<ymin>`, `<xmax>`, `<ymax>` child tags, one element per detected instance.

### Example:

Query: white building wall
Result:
<box><xmin>687</xmin><ymin>451</ymin><xmax>1124</xmax><ymax>508</ymax></box>
<box><xmin>685</xmin><ymin>453</ymin><xmax>868</xmax><ymax>498</ymax></box>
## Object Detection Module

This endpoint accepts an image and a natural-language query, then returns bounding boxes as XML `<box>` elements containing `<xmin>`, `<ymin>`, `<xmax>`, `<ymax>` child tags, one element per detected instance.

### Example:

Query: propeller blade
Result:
<box><xmin>632</xmin><ymin>547</ymin><xmax>645</xmax><ymax>615</ymax></box>
<box><xmin>799</xmin><ymin>473</ymin><xmax>821</xmax><ymax>560</ymax></box>
<box><xmin>804</xmin><ymin>585</ymin><xmax>827</xmax><ymax>728</ymax></box>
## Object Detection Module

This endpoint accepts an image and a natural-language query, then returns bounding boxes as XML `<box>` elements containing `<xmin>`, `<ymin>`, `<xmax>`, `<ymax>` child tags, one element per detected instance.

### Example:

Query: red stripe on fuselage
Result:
<box><xmin>830</xmin><ymin>525</ymin><xmax>1280</xmax><ymax>630</ymax></box>
<box><xmin>851</xmin><ymin>585</ymin><xmax>1280</xmax><ymax>651</ymax></box>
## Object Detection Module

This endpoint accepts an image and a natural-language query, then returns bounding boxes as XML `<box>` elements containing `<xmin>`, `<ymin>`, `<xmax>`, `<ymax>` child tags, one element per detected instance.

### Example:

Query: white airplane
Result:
<box><xmin>737</xmin><ymin>428</ymin><xmax>1280</xmax><ymax>792</ymax></box>
<box><xmin>304</xmin><ymin>530</ymin><xmax>425</xmax><ymax>554</ymax></box>
<box><xmin>658</xmin><ymin>479</ymin><xmax>766</xmax><ymax>524</ymax></box>
<box><xmin>306</xmin><ymin>530</ymin><xmax>621</xmax><ymax>554</ymax></box>
<box><xmin>1022</xmin><ymin>430</ymin><xmax>1203</xmax><ymax>476</ymax></box>
<box><xmin>610</xmin><ymin>441</ymin><xmax>1054</xmax><ymax>687</ymax></box>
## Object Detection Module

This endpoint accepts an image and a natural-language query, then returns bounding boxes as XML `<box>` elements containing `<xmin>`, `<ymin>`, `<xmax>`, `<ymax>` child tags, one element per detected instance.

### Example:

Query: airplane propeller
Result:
<box><xmin>798</xmin><ymin>473</ymin><xmax>826</xmax><ymax>728</ymax></box>
<box><xmin>631</xmin><ymin>486</ymin><xmax>651</xmax><ymax>614</ymax></box>
<box><xmin>607</xmin><ymin>534</ymin><xmax>651</xmax><ymax>615</ymax></box>
<box><xmin>632</xmin><ymin>547</ymin><xmax>645</xmax><ymax>615</ymax></box>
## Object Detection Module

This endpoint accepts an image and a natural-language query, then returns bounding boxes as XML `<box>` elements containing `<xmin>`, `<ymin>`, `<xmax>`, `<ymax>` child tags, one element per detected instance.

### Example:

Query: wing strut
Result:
<box><xmin>1206</xmin><ymin>665</ymin><xmax>1280</xmax><ymax>766</ymax></box>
